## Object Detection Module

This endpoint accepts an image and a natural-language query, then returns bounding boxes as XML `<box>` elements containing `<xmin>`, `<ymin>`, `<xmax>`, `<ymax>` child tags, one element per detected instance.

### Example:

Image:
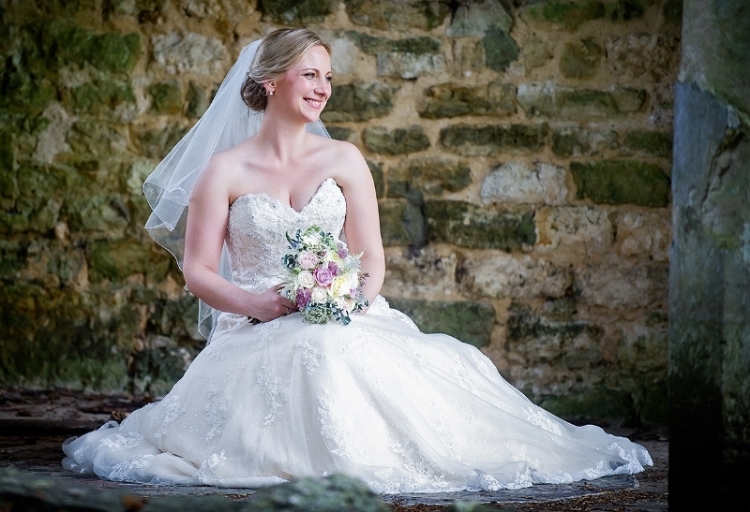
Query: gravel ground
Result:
<box><xmin>0</xmin><ymin>389</ymin><xmax>668</xmax><ymax>511</ymax></box>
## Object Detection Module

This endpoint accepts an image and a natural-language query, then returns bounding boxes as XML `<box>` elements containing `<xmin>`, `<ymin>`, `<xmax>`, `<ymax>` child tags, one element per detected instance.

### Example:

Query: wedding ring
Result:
<box><xmin>285</xmin><ymin>307</ymin><xmax>290</xmax><ymax>315</ymax></box>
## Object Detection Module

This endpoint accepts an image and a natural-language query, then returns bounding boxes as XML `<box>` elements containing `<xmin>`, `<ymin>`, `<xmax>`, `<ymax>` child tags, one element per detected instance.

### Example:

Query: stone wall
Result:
<box><xmin>0</xmin><ymin>0</ymin><xmax>679</xmax><ymax>423</ymax></box>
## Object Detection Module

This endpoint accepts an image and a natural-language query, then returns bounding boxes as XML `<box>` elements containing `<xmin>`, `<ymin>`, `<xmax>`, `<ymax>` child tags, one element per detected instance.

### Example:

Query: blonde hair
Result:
<box><xmin>241</xmin><ymin>28</ymin><xmax>332</xmax><ymax>111</ymax></box>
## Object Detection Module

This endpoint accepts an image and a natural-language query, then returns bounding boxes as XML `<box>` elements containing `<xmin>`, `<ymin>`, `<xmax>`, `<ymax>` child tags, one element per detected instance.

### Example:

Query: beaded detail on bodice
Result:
<box><xmin>225</xmin><ymin>178</ymin><xmax>346</xmax><ymax>293</ymax></box>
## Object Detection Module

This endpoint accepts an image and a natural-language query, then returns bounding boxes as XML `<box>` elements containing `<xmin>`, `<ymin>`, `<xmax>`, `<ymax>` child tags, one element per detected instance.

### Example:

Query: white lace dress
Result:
<box><xmin>62</xmin><ymin>178</ymin><xmax>652</xmax><ymax>492</ymax></box>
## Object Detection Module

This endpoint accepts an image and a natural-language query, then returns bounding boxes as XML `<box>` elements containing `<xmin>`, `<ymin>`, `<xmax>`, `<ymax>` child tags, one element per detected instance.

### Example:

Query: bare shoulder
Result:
<box><xmin>311</xmin><ymin>136</ymin><xmax>368</xmax><ymax>182</ymax></box>
<box><xmin>190</xmin><ymin>143</ymin><xmax>247</xmax><ymax>202</ymax></box>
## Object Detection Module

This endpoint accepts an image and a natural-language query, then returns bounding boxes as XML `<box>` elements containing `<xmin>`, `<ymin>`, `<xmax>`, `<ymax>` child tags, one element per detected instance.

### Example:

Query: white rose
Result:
<box><xmin>329</xmin><ymin>275</ymin><xmax>349</xmax><ymax>298</ymax></box>
<box><xmin>302</xmin><ymin>232</ymin><xmax>323</xmax><ymax>246</ymax></box>
<box><xmin>297</xmin><ymin>271</ymin><xmax>315</xmax><ymax>289</ymax></box>
<box><xmin>311</xmin><ymin>286</ymin><xmax>328</xmax><ymax>304</ymax></box>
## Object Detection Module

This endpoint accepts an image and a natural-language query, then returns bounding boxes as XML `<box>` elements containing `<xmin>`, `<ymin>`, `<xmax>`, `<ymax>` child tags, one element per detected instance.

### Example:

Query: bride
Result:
<box><xmin>62</xmin><ymin>28</ymin><xmax>652</xmax><ymax>493</ymax></box>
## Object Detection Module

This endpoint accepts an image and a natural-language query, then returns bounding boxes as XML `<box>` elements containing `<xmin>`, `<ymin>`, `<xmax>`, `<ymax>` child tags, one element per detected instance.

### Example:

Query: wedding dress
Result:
<box><xmin>63</xmin><ymin>177</ymin><xmax>652</xmax><ymax>492</ymax></box>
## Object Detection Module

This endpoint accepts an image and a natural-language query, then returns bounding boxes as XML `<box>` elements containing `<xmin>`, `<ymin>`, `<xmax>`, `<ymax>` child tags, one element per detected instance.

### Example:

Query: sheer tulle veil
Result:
<box><xmin>143</xmin><ymin>36</ymin><xmax>330</xmax><ymax>340</ymax></box>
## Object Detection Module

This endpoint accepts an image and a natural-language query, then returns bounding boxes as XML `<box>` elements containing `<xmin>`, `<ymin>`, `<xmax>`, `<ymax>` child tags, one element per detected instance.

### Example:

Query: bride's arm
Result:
<box><xmin>335</xmin><ymin>144</ymin><xmax>386</xmax><ymax>307</ymax></box>
<box><xmin>182</xmin><ymin>155</ymin><xmax>295</xmax><ymax>322</ymax></box>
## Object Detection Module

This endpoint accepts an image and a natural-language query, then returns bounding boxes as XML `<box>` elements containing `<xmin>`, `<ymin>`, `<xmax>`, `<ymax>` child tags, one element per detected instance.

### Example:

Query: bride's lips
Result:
<box><xmin>305</xmin><ymin>98</ymin><xmax>324</xmax><ymax>108</ymax></box>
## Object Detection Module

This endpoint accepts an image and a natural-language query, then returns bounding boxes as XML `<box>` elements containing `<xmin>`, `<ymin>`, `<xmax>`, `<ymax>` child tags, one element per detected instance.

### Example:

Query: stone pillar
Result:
<box><xmin>670</xmin><ymin>0</ymin><xmax>750</xmax><ymax>501</ymax></box>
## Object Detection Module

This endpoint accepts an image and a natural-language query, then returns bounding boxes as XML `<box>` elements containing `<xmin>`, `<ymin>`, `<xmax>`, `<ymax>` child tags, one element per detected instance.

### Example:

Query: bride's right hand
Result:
<box><xmin>249</xmin><ymin>287</ymin><xmax>298</xmax><ymax>322</ymax></box>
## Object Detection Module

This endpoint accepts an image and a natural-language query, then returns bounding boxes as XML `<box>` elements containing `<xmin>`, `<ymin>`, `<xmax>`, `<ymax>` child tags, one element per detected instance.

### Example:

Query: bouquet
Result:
<box><xmin>279</xmin><ymin>225</ymin><xmax>368</xmax><ymax>325</ymax></box>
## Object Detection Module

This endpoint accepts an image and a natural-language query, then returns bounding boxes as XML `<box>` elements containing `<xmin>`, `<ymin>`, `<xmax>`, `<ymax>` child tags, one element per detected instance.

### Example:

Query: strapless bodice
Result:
<box><xmin>225</xmin><ymin>178</ymin><xmax>346</xmax><ymax>292</ymax></box>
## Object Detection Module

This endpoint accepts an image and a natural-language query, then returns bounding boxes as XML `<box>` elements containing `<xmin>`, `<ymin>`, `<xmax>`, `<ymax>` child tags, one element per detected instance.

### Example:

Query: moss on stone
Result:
<box><xmin>482</xmin><ymin>27</ymin><xmax>519</xmax><ymax>72</ymax></box>
<box><xmin>419</xmin><ymin>81</ymin><xmax>516</xmax><ymax>119</ymax></box>
<box><xmin>559</xmin><ymin>38</ymin><xmax>603</xmax><ymax>79</ymax></box>
<box><xmin>258</xmin><ymin>0</ymin><xmax>336</xmax><ymax>24</ymax></box>
<box><xmin>70</xmin><ymin>78</ymin><xmax>136</xmax><ymax>116</ymax></box>
<box><xmin>571</xmin><ymin>160</ymin><xmax>670</xmax><ymax>207</ymax></box>
<box><xmin>362</xmin><ymin>126</ymin><xmax>430</xmax><ymax>155</ymax></box>
<box><xmin>378</xmin><ymin>199</ymin><xmax>412</xmax><ymax>246</ymax></box>
<box><xmin>366</xmin><ymin>159</ymin><xmax>385</xmax><ymax>198</ymax></box>
<box><xmin>539</xmin><ymin>387</ymin><xmax>636</xmax><ymax>422</ymax></box>
<box><xmin>346</xmin><ymin>0</ymin><xmax>451</xmax><ymax>31</ymax></box>
<box><xmin>87</xmin><ymin>238</ymin><xmax>170</xmax><ymax>282</ymax></box>
<box><xmin>326</xmin><ymin>126</ymin><xmax>355</xmax><ymax>142</ymax></box>
<box><xmin>187</xmin><ymin>81</ymin><xmax>210</xmax><ymax>118</ymax></box>
<box><xmin>347</xmin><ymin>32</ymin><xmax>441</xmax><ymax>56</ymax></box>
<box><xmin>322</xmin><ymin>81</ymin><xmax>394</xmax><ymax>123</ymax></box>
<box><xmin>623</xmin><ymin>130</ymin><xmax>673</xmax><ymax>157</ymax></box>
<box><xmin>426</xmin><ymin>200</ymin><xmax>536</xmax><ymax>250</ymax></box>
<box><xmin>523</xmin><ymin>0</ymin><xmax>606</xmax><ymax>29</ymax></box>
<box><xmin>388</xmin><ymin>158</ymin><xmax>472</xmax><ymax>198</ymax></box>
<box><xmin>148</xmin><ymin>80</ymin><xmax>183</xmax><ymax>115</ymax></box>
<box><xmin>440</xmin><ymin>123</ymin><xmax>548</xmax><ymax>156</ymax></box>
<box><xmin>385</xmin><ymin>297</ymin><xmax>495</xmax><ymax>348</ymax></box>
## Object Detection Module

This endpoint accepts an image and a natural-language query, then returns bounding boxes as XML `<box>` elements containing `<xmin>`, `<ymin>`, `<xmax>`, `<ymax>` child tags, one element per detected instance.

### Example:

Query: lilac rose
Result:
<box><xmin>314</xmin><ymin>266</ymin><xmax>335</xmax><ymax>287</ymax></box>
<box><xmin>295</xmin><ymin>288</ymin><xmax>312</xmax><ymax>309</ymax></box>
<box><xmin>298</xmin><ymin>251</ymin><xmax>318</xmax><ymax>270</ymax></box>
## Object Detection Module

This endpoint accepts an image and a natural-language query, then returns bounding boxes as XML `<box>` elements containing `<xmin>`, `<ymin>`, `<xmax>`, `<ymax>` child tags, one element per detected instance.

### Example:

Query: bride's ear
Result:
<box><xmin>264</xmin><ymin>82</ymin><xmax>276</xmax><ymax>97</ymax></box>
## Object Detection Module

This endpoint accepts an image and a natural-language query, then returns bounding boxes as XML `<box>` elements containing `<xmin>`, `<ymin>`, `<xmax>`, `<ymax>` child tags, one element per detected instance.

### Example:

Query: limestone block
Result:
<box><xmin>33</xmin><ymin>103</ymin><xmax>74</xmax><ymax>164</ymax></box>
<box><xmin>440</xmin><ymin>123</ymin><xmax>548</xmax><ymax>156</ymax></box>
<box><xmin>559</xmin><ymin>38</ymin><xmax>603</xmax><ymax>79</ymax></box>
<box><xmin>346</xmin><ymin>0</ymin><xmax>451</xmax><ymax>31</ymax></box>
<box><xmin>551</xmin><ymin>126</ymin><xmax>618</xmax><ymax>157</ymax></box>
<box><xmin>389</xmin><ymin>157</ymin><xmax>472</xmax><ymax>198</ymax></box>
<box><xmin>377</xmin><ymin>53</ymin><xmax>446</xmax><ymax>80</ymax></box>
<box><xmin>152</xmin><ymin>32</ymin><xmax>227</xmax><ymax>75</ymax></box>
<box><xmin>181</xmin><ymin>0</ymin><xmax>224</xmax><ymax>19</ymax></box>
<box><xmin>447</xmin><ymin>0</ymin><xmax>512</xmax><ymax>37</ymax></box>
<box><xmin>379</xmin><ymin>199</ymin><xmax>414</xmax><ymax>247</ymax></box>
<box><xmin>322</xmin><ymin>81</ymin><xmax>394</xmax><ymax>122</ymax></box>
<box><xmin>482</xmin><ymin>28</ymin><xmax>519</xmax><ymax>72</ymax></box>
<box><xmin>613</xmin><ymin>210</ymin><xmax>671</xmax><ymax>261</ymax></box>
<box><xmin>480</xmin><ymin>161</ymin><xmax>568</xmax><ymax>206</ymax></box>
<box><xmin>385</xmin><ymin>296</ymin><xmax>495</xmax><ymax>348</ymax></box>
<box><xmin>571</xmin><ymin>160</ymin><xmax>670</xmax><ymax>207</ymax></box>
<box><xmin>460</xmin><ymin>253</ymin><xmax>573</xmax><ymax>300</ymax></box>
<box><xmin>425</xmin><ymin>200</ymin><xmax>536</xmax><ymax>250</ymax></box>
<box><xmin>326</xmin><ymin>126</ymin><xmax>356</xmax><ymax>143</ymax></box>
<box><xmin>517</xmin><ymin>81</ymin><xmax>647</xmax><ymax>120</ymax></box>
<box><xmin>535</xmin><ymin>206</ymin><xmax>614</xmax><ymax>255</ymax></box>
<box><xmin>382</xmin><ymin>246</ymin><xmax>458</xmax><ymax>299</ymax></box>
<box><xmin>576</xmin><ymin>261</ymin><xmax>652</xmax><ymax>308</ymax></box>
<box><xmin>69</xmin><ymin>78</ymin><xmax>137</xmax><ymax>120</ymax></box>
<box><xmin>362</xmin><ymin>126</ymin><xmax>430</xmax><ymax>155</ymax></box>
<box><xmin>419</xmin><ymin>81</ymin><xmax>516</xmax><ymax>119</ymax></box>
<box><xmin>606</xmin><ymin>33</ymin><xmax>680</xmax><ymax>80</ymax></box>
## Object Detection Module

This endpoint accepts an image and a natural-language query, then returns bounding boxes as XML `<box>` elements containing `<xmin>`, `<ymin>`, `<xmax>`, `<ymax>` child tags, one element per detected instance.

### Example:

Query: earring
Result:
<box><xmin>269</xmin><ymin>90</ymin><xmax>274</xmax><ymax>96</ymax></box>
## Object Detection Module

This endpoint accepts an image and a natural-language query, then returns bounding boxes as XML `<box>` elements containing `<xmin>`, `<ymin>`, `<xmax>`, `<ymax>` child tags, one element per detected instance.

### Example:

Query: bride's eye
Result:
<box><xmin>304</xmin><ymin>72</ymin><xmax>316</xmax><ymax>79</ymax></box>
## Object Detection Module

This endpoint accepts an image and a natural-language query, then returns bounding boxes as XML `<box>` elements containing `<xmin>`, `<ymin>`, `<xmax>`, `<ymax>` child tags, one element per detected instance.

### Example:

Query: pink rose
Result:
<box><xmin>314</xmin><ymin>266</ymin><xmax>334</xmax><ymax>287</ymax></box>
<box><xmin>298</xmin><ymin>251</ymin><xmax>318</xmax><ymax>270</ymax></box>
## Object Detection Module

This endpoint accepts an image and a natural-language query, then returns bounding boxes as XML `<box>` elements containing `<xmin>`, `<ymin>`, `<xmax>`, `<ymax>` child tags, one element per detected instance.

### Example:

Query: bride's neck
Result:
<box><xmin>255</xmin><ymin>113</ymin><xmax>310</xmax><ymax>165</ymax></box>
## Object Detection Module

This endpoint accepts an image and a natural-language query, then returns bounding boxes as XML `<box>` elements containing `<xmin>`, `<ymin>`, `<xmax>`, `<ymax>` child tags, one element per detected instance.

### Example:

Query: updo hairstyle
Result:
<box><xmin>241</xmin><ymin>28</ymin><xmax>332</xmax><ymax>112</ymax></box>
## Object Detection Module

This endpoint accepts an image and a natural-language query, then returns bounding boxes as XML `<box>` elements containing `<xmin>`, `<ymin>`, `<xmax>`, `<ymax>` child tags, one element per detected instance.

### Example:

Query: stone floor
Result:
<box><xmin>0</xmin><ymin>389</ymin><xmax>668</xmax><ymax>511</ymax></box>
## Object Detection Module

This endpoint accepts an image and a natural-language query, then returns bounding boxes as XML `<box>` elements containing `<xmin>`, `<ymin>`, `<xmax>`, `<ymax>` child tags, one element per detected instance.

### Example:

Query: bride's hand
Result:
<box><xmin>250</xmin><ymin>286</ymin><xmax>298</xmax><ymax>322</ymax></box>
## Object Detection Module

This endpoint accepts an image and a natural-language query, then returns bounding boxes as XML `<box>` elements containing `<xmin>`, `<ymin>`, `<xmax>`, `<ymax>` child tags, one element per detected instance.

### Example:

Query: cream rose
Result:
<box><xmin>297</xmin><ymin>271</ymin><xmax>315</xmax><ymax>289</ymax></box>
<box><xmin>311</xmin><ymin>286</ymin><xmax>328</xmax><ymax>304</ymax></box>
<box><xmin>329</xmin><ymin>275</ymin><xmax>349</xmax><ymax>298</ymax></box>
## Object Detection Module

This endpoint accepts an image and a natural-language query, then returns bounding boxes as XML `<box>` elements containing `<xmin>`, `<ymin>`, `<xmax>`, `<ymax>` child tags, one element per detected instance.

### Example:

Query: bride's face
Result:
<box><xmin>273</xmin><ymin>45</ymin><xmax>332</xmax><ymax>124</ymax></box>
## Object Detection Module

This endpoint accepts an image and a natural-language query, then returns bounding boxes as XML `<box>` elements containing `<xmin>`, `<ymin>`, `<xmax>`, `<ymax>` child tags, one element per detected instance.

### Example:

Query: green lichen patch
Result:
<box><xmin>367</xmin><ymin>159</ymin><xmax>385</xmax><ymax>198</ymax></box>
<box><xmin>69</xmin><ymin>78</ymin><xmax>136</xmax><ymax>116</ymax></box>
<box><xmin>346</xmin><ymin>0</ymin><xmax>451</xmax><ymax>31</ymax></box>
<box><xmin>148</xmin><ymin>80</ymin><xmax>183</xmax><ymax>115</ymax></box>
<box><xmin>187</xmin><ymin>81</ymin><xmax>210</xmax><ymax>119</ymax></box>
<box><xmin>87</xmin><ymin>238</ymin><xmax>170</xmax><ymax>283</ymax></box>
<box><xmin>419</xmin><ymin>81</ymin><xmax>516</xmax><ymax>119</ymax></box>
<box><xmin>559</xmin><ymin>38</ymin><xmax>603</xmax><ymax>79</ymax></box>
<box><xmin>622</xmin><ymin>130</ymin><xmax>673</xmax><ymax>157</ymax></box>
<box><xmin>325</xmin><ymin>126</ymin><xmax>355</xmax><ymax>142</ymax></box>
<box><xmin>523</xmin><ymin>0</ymin><xmax>606</xmax><ymax>29</ymax></box>
<box><xmin>539</xmin><ymin>387</ymin><xmax>636</xmax><ymax>422</ymax></box>
<box><xmin>482</xmin><ymin>27</ymin><xmax>520</xmax><ymax>72</ymax></box>
<box><xmin>426</xmin><ymin>200</ymin><xmax>536</xmax><ymax>250</ymax></box>
<box><xmin>571</xmin><ymin>160</ymin><xmax>670</xmax><ymax>207</ymax></box>
<box><xmin>388</xmin><ymin>158</ymin><xmax>472</xmax><ymax>198</ymax></box>
<box><xmin>258</xmin><ymin>0</ymin><xmax>337</xmax><ymax>24</ymax></box>
<box><xmin>379</xmin><ymin>199</ymin><xmax>416</xmax><ymax>247</ymax></box>
<box><xmin>362</xmin><ymin>126</ymin><xmax>431</xmax><ymax>155</ymax></box>
<box><xmin>440</xmin><ymin>123</ymin><xmax>548</xmax><ymax>156</ymax></box>
<box><xmin>322</xmin><ymin>81</ymin><xmax>395</xmax><ymax>123</ymax></box>
<box><xmin>347</xmin><ymin>32</ymin><xmax>441</xmax><ymax>56</ymax></box>
<box><xmin>385</xmin><ymin>297</ymin><xmax>496</xmax><ymax>348</ymax></box>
